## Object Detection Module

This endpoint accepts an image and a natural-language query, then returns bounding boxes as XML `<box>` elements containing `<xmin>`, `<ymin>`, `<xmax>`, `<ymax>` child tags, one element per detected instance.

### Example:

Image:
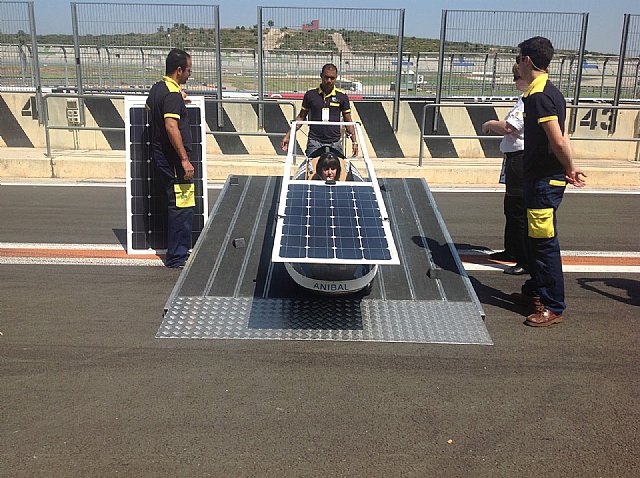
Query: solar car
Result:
<box><xmin>272</xmin><ymin>121</ymin><xmax>399</xmax><ymax>295</ymax></box>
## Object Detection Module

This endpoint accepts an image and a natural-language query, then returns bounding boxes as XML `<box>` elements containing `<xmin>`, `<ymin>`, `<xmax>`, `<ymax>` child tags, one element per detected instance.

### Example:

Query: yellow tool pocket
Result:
<box><xmin>174</xmin><ymin>183</ymin><xmax>195</xmax><ymax>208</ymax></box>
<box><xmin>528</xmin><ymin>208</ymin><xmax>555</xmax><ymax>238</ymax></box>
<box><xmin>549</xmin><ymin>179</ymin><xmax>566</xmax><ymax>187</ymax></box>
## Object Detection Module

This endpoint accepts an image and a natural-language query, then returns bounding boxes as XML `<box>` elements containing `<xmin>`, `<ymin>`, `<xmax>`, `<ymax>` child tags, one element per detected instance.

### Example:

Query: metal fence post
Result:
<box><xmin>611</xmin><ymin>14</ymin><xmax>631</xmax><ymax>134</ymax></box>
<box><xmin>568</xmin><ymin>13</ymin><xmax>589</xmax><ymax>134</ymax></box>
<box><xmin>434</xmin><ymin>10</ymin><xmax>447</xmax><ymax>133</ymax></box>
<box><xmin>392</xmin><ymin>8</ymin><xmax>405</xmax><ymax>132</ymax></box>
<box><xmin>70</xmin><ymin>2</ymin><xmax>85</xmax><ymax>125</ymax></box>
<box><xmin>257</xmin><ymin>6</ymin><xmax>264</xmax><ymax>131</ymax></box>
<box><xmin>214</xmin><ymin>5</ymin><xmax>224</xmax><ymax>129</ymax></box>
<box><xmin>27</xmin><ymin>1</ymin><xmax>44</xmax><ymax>124</ymax></box>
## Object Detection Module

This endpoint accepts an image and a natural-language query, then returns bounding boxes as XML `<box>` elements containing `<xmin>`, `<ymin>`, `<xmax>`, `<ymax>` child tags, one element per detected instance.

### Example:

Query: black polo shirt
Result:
<box><xmin>301</xmin><ymin>86</ymin><xmax>351</xmax><ymax>143</ymax></box>
<box><xmin>146</xmin><ymin>76</ymin><xmax>192</xmax><ymax>165</ymax></box>
<box><xmin>522</xmin><ymin>73</ymin><xmax>566</xmax><ymax>179</ymax></box>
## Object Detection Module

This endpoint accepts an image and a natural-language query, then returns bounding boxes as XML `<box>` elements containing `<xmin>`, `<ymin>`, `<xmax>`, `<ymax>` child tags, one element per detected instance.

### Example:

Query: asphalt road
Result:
<box><xmin>1</xmin><ymin>184</ymin><xmax>638</xmax><ymax>477</ymax></box>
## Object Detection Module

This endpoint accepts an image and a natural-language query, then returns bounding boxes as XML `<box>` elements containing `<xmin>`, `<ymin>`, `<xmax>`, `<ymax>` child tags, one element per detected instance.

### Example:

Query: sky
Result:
<box><xmin>25</xmin><ymin>0</ymin><xmax>640</xmax><ymax>54</ymax></box>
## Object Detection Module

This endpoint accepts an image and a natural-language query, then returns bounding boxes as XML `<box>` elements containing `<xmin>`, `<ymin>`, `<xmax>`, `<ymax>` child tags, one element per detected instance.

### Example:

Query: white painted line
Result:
<box><xmin>0</xmin><ymin>257</ymin><xmax>164</xmax><ymax>267</ymax></box>
<box><xmin>0</xmin><ymin>180</ymin><xmax>225</xmax><ymax>189</ymax></box>
<box><xmin>0</xmin><ymin>181</ymin><xmax>126</xmax><ymax>188</ymax></box>
<box><xmin>462</xmin><ymin>262</ymin><xmax>640</xmax><ymax>274</ymax></box>
<box><xmin>459</xmin><ymin>248</ymin><xmax>640</xmax><ymax>258</ymax></box>
<box><xmin>429</xmin><ymin>187</ymin><xmax>640</xmax><ymax>194</ymax></box>
<box><xmin>2</xmin><ymin>255</ymin><xmax>637</xmax><ymax>272</ymax></box>
<box><xmin>3</xmin><ymin>243</ymin><xmax>639</xmax><ymax>257</ymax></box>
<box><xmin>0</xmin><ymin>242</ymin><xmax>124</xmax><ymax>250</ymax></box>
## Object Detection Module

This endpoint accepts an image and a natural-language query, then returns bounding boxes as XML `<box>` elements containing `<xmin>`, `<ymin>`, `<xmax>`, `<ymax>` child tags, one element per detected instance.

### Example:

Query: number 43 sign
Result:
<box><xmin>579</xmin><ymin>108</ymin><xmax>613</xmax><ymax>131</ymax></box>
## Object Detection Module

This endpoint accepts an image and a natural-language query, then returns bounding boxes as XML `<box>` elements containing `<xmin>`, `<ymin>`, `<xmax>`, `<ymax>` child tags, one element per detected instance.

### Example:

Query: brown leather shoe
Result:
<box><xmin>525</xmin><ymin>309</ymin><xmax>563</xmax><ymax>327</ymax></box>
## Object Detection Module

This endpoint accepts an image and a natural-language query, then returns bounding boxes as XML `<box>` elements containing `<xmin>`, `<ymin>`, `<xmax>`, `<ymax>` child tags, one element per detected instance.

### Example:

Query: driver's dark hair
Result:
<box><xmin>166</xmin><ymin>48</ymin><xmax>191</xmax><ymax>75</ymax></box>
<box><xmin>312</xmin><ymin>151</ymin><xmax>342</xmax><ymax>180</ymax></box>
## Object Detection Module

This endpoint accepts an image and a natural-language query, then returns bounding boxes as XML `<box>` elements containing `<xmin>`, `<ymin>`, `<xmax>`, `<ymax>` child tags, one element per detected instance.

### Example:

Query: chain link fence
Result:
<box><xmin>437</xmin><ymin>10</ymin><xmax>588</xmax><ymax>101</ymax></box>
<box><xmin>0</xmin><ymin>1</ymin><xmax>38</xmax><ymax>89</ymax></box>
<box><xmin>70</xmin><ymin>2</ymin><xmax>220</xmax><ymax>92</ymax></box>
<box><xmin>257</xmin><ymin>7</ymin><xmax>404</xmax><ymax>98</ymax></box>
<box><xmin>0</xmin><ymin>3</ymin><xmax>638</xmax><ymax>105</ymax></box>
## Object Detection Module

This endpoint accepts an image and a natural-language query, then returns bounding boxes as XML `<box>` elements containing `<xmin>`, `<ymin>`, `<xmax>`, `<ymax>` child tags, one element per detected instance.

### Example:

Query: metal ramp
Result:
<box><xmin>157</xmin><ymin>175</ymin><xmax>492</xmax><ymax>345</ymax></box>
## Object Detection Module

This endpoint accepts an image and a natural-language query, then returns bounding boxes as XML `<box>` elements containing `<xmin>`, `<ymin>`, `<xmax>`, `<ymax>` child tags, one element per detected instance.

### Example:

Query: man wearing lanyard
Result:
<box><xmin>281</xmin><ymin>63</ymin><xmax>359</xmax><ymax>158</ymax></box>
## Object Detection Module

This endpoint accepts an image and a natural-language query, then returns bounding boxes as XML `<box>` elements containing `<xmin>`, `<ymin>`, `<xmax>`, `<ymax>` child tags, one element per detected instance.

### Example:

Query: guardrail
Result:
<box><xmin>42</xmin><ymin>92</ymin><xmax>297</xmax><ymax>161</ymax></box>
<box><xmin>418</xmin><ymin>102</ymin><xmax>640</xmax><ymax>166</ymax></box>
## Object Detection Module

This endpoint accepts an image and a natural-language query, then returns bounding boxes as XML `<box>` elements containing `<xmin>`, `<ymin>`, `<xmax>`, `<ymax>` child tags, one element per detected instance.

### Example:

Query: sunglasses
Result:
<box><xmin>516</xmin><ymin>54</ymin><xmax>546</xmax><ymax>72</ymax></box>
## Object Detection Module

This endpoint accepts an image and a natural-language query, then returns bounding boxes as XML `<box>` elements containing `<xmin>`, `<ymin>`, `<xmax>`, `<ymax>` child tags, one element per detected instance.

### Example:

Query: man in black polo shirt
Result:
<box><xmin>146</xmin><ymin>48</ymin><xmax>194</xmax><ymax>268</ymax></box>
<box><xmin>281</xmin><ymin>63</ymin><xmax>358</xmax><ymax>157</ymax></box>
<box><xmin>512</xmin><ymin>36</ymin><xmax>586</xmax><ymax>326</ymax></box>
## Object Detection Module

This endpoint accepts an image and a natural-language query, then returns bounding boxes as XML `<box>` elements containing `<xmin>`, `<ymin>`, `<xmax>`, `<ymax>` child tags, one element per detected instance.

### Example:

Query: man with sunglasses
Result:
<box><xmin>512</xmin><ymin>36</ymin><xmax>586</xmax><ymax>327</ymax></box>
<box><xmin>482</xmin><ymin>63</ymin><xmax>530</xmax><ymax>276</ymax></box>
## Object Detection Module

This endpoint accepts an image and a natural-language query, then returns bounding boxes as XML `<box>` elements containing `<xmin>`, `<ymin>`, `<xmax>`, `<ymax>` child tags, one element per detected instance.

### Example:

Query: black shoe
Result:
<box><xmin>503</xmin><ymin>264</ymin><xmax>528</xmax><ymax>275</ymax></box>
<box><xmin>489</xmin><ymin>250</ymin><xmax>515</xmax><ymax>261</ymax></box>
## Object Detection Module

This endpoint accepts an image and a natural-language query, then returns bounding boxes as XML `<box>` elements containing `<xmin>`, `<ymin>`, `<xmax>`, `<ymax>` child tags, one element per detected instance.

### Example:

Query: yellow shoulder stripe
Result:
<box><xmin>538</xmin><ymin>115</ymin><xmax>558</xmax><ymax>124</ymax></box>
<box><xmin>162</xmin><ymin>76</ymin><xmax>181</xmax><ymax>93</ymax></box>
<box><xmin>164</xmin><ymin>113</ymin><xmax>180</xmax><ymax>119</ymax></box>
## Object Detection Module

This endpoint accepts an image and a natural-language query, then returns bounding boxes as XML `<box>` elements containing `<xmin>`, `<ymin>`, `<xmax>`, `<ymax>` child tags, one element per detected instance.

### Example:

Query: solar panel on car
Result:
<box><xmin>273</xmin><ymin>182</ymin><xmax>399</xmax><ymax>264</ymax></box>
<box><xmin>125</xmin><ymin>96</ymin><xmax>208</xmax><ymax>255</ymax></box>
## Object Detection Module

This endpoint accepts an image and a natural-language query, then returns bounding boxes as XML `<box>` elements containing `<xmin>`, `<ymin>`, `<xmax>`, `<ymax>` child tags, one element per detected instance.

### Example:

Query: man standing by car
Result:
<box><xmin>513</xmin><ymin>36</ymin><xmax>586</xmax><ymax>326</ymax></box>
<box><xmin>281</xmin><ymin>63</ymin><xmax>359</xmax><ymax>158</ymax></box>
<box><xmin>146</xmin><ymin>48</ymin><xmax>194</xmax><ymax>268</ymax></box>
<box><xmin>482</xmin><ymin>63</ymin><xmax>530</xmax><ymax>276</ymax></box>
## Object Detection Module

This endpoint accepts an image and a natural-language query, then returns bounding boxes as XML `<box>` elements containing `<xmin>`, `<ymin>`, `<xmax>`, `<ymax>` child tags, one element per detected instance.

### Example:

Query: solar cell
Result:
<box><xmin>273</xmin><ymin>182</ymin><xmax>398</xmax><ymax>264</ymax></box>
<box><xmin>125</xmin><ymin>96</ymin><xmax>208</xmax><ymax>254</ymax></box>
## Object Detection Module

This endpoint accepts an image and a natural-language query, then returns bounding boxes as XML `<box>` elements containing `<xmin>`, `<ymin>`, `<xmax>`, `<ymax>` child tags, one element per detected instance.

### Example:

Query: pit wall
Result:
<box><xmin>1</xmin><ymin>92</ymin><xmax>638</xmax><ymax>161</ymax></box>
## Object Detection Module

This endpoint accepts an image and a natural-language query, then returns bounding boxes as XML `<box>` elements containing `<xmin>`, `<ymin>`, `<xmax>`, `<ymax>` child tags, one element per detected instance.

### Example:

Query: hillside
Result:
<box><xmin>34</xmin><ymin>27</ymin><xmax>443</xmax><ymax>54</ymax></box>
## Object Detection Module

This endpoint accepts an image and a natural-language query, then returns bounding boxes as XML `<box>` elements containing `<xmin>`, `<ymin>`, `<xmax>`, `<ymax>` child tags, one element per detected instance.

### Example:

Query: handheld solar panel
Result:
<box><xmin>125</xmin><ymin>96</ymin><xmax>208</xmax><ymax>255</ymax></box>
<box><xmin>272</xmin><ymin>182</ymin><xmax>399</xmax><ymax>264</ymax></box>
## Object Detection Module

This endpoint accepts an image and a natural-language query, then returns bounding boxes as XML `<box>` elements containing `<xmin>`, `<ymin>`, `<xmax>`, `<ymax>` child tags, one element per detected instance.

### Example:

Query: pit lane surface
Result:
<box><xmin>1</xmin><ymin>184</ymin><xmax>638</xmax><ymax>477</ymax></box>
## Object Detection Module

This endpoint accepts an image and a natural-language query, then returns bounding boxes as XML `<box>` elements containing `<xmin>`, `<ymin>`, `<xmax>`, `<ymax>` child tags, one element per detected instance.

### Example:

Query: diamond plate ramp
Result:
<box><xmin>157</xmin><ymin>297</ymin><xmax>492</xmax><ymax>345</ymax></box>
<box><xmin>156</xmin><ymin>176</ymin><xmax>492</xmax><ymax>345</ymax></box>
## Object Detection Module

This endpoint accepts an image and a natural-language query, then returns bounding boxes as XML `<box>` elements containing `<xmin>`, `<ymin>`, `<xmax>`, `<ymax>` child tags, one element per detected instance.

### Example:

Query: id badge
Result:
<box><xmin>174</xmin><ymin>183</ymin><xmax>195</xmax><ymax>208</ymax></box>
<box><xmin>321</xmin><ymin>107</ymin><xmax>329</xmax><ymax>122</ymax></box>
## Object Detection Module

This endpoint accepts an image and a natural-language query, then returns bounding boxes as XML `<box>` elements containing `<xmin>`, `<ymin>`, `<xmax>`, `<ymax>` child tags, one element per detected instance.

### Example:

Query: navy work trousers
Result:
<box><xmin>503</xmin><ymin>151</ymin><xmax>527</xmax><ymax>266</ymax></box>
<box><xmin>152</xmin><ymin>155</ymin><xmax>193</xmax><ymax>267</ymax></box>
<box><xmin>522</xmin><ymin>175</ymin><xmax>567</xmax><ymax>314</ymax></box>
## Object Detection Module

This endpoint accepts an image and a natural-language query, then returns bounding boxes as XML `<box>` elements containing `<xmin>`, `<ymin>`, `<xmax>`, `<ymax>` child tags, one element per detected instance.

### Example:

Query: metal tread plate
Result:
<box><xmin>157</xmin><ymin>297</ymin><xmax>492</xmax><ymax>345</ymax></box>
